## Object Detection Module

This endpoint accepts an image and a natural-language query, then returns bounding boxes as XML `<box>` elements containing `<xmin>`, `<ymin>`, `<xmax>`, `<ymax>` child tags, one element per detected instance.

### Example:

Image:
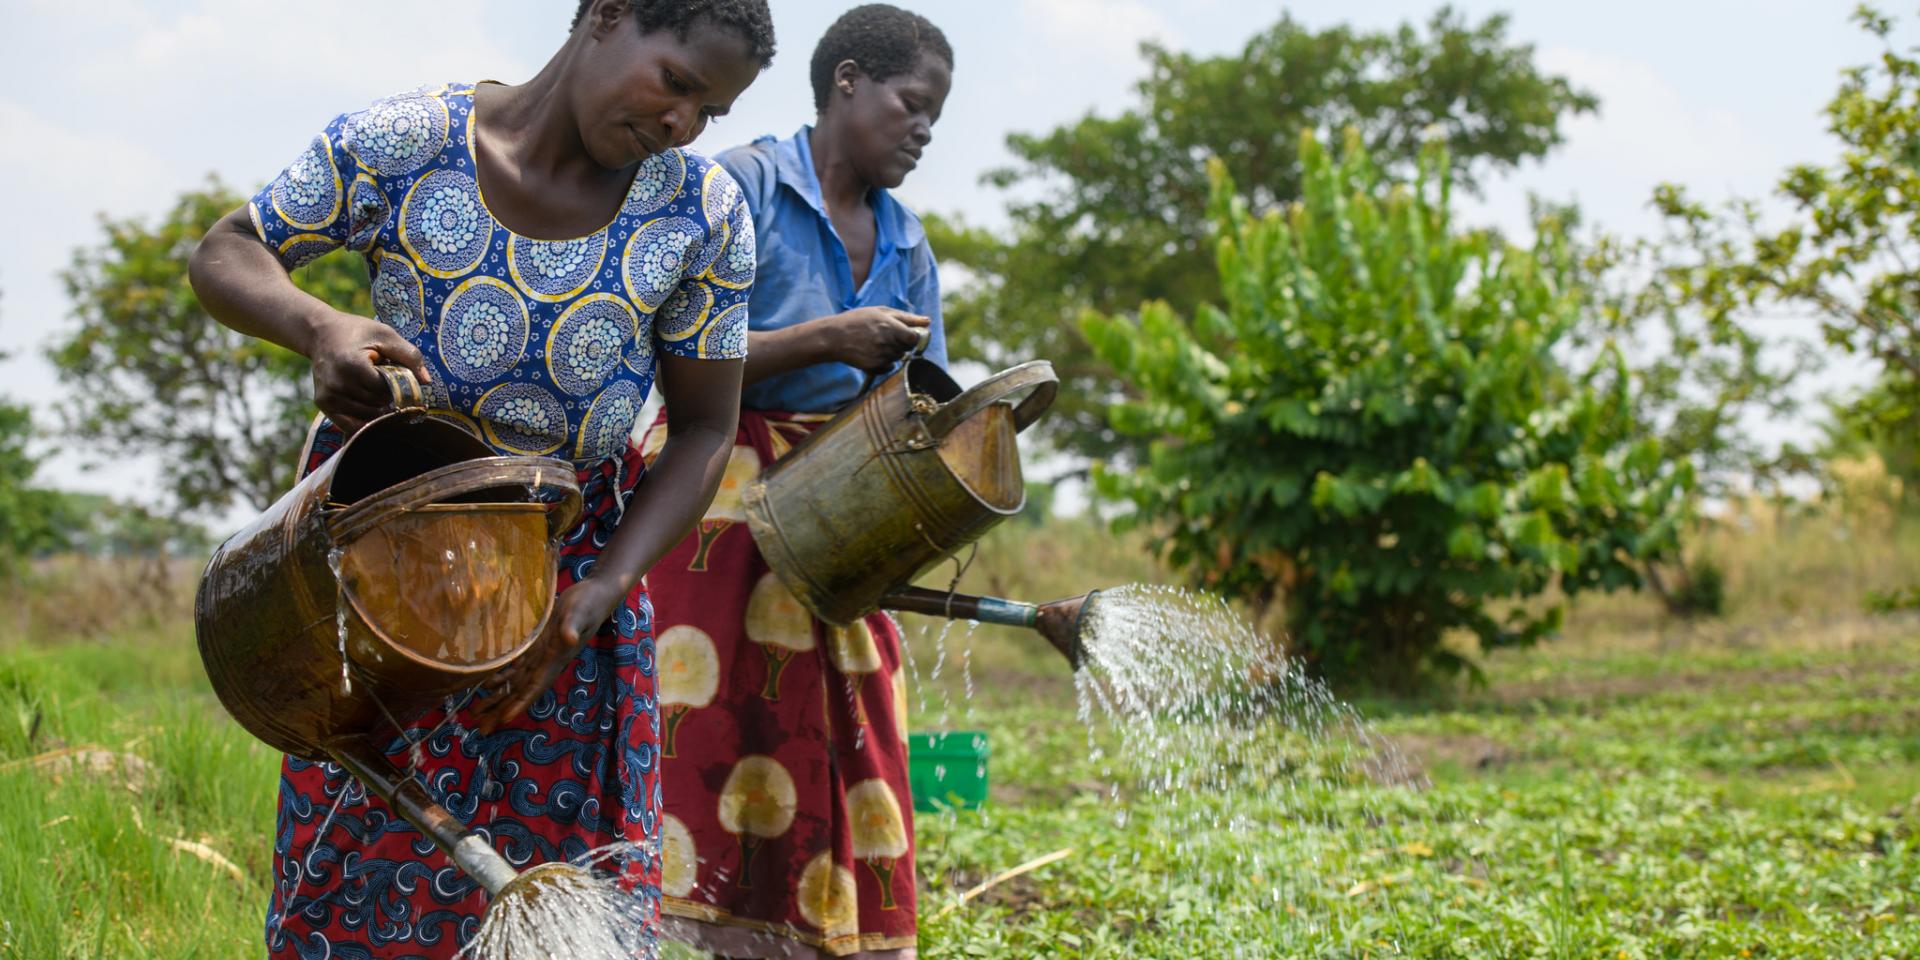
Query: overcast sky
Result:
<box><xmin>0</xmin><ymin>0</ymin><xmax>1889</xmax><ymax>521</ymax></box>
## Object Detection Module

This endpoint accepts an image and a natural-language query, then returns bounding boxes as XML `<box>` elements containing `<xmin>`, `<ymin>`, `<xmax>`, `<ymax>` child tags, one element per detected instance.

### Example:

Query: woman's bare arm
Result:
<box><xmin>592</xmin><ymin>352</ymin><xmax>743</xmax><ymax>589</ymax></box>
<box><xmin>189</xmin><ymin>207</ymin><xmax>433</xmax><ymax>432</ymax></box>
<box><xmin>470</xmin><ymin>352</ymin><xmax>743</xmax><ymax>729</ymax></box>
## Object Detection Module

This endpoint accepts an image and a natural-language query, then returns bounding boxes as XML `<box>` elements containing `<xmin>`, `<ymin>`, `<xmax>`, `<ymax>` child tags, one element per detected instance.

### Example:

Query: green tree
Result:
<box><xmin>1825</xmin><ymin>378</ymin><xmax>1920</xmax><ymax>499</ymax></box>
<box><xmin>49</xmin><ymin>491</ymin><xmax>211</xmax><ymax>559</ymax></box>
<box><xmin>1083</xmin><ymin>134</ymin><xmax>1691</xmax><ymax>687</ymax></box>
<box><xmin>1554</xmin><ymin>213</ymin><xmax>1815</xmax><ymax>617</ymax></box>
<box><xmin>1568</xmin><ymin>218</ymin><xmax>1812</xmax><ymax>499</ymax></box>
<box><xmin>0</xmin><ymin>398</ymin><xmax>72</xmax><ymax>575</ymax></box>
<box><xmin>0</xmin><ymin>283</ymin><xmax>72</xmax><ymax>573</ymax></box>
<box><xmin>49</xmin><ymin>181</ymin><xmax>370</xmax><ymax>514</ymax></box>
<box><xmin>935</xmin><ymin>8</ymin><xmax>1597</xmax><ymax>463</ymax></box>
<box><xmin>1646</xmin><ymin>6</ymin><xmax>1920</xmax><ymax>487</ymax></box>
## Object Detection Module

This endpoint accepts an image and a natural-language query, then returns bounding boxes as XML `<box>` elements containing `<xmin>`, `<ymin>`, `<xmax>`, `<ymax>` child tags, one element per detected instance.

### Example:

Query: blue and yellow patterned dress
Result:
<box><xmin>247</xmin><ymin>81</ymin><xmax>752</xmax><ymax>960</ymax></box>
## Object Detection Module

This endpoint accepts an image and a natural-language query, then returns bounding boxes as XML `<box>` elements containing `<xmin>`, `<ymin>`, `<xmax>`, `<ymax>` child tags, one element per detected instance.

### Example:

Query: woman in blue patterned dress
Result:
<box><xmin>189</xmin><ymin>2</ymin><xmax>774</xmax><ymax>957</ymax></box>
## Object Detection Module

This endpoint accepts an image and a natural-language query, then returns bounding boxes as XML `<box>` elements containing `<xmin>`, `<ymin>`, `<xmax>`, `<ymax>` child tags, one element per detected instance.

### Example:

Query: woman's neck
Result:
<box><xmin>480</xmin><ymin>55</ymin><xmax>596</xmax><ymax>179</ymax></box>
<box><xmin>808</xmin><ymin>120</ymin><xmax>870</xmax><ymax>215</ymax></box>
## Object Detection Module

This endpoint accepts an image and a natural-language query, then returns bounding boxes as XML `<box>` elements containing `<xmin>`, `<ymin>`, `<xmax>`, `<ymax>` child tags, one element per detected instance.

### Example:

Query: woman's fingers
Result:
<box><xmin>316</xmin><ymin>388</ymin><xmax>387</xmax><ymax>433</ymax></box>
<box><xmin>888</xmin><ymin>315</ymin><xmax>929</xmax><ymax>352</ymax></box>
<box><xmin>471</xmin><ymin>602</ymin><xmax>597</xmax><ymax>732</ymax></box>
<box><xmin>478</xmin><ymin>675</ymin><xmax>545</xmax><ymax>733</ymax></box>
<box><xmin>371</xmin><ymin>329</ymin><xmax>434</xmax><ymax>386</ymax></box>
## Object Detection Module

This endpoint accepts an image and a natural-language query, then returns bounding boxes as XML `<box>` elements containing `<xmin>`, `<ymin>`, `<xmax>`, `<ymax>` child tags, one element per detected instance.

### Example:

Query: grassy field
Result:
<box><xmin>3</xmin><ymin>500</ymin><xmax>1919</xmax><ymax>958</ymax></box>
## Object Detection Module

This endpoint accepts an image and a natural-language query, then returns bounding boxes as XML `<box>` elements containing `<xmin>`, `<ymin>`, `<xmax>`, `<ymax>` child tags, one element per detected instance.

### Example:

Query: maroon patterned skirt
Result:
<box><xmin>641</xmin><ymin>409</ymin><xmax>917</xmax><ymax>959</ymax></box>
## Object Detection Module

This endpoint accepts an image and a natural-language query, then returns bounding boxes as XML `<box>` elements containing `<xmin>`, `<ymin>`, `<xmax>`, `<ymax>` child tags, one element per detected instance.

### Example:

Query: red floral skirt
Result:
<box><xmin>641</xmin><ymin>409</ymin><xmax>917</xmax><ymax>959</ymax></box>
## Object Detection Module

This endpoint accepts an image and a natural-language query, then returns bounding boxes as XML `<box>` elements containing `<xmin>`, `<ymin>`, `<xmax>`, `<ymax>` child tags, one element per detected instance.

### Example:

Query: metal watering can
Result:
<box><xmin>742</xmin><ymin>358</ymin><xmax>1104</xmax><ymax>663</ymax></box>
<box><xmin>194</xmin><ymin>371</ymin><xmax>600</xmax><ymax>901</ymax></box>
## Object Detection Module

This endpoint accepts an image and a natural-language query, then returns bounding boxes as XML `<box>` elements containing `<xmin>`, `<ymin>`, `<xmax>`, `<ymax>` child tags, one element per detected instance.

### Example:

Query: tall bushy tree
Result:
<box><xmin>934</xmin><ymin>9</ymin><xmax>1597</xmax><ymax>463</ymax></box>
<box><xmin>1572</xmin><ymin>221</ymin><xmax>1814</xmax><ymax>501</ymax></box>
<box><xmin>0</xmin><ymin>397</ymin><xmax>71</xmax><ymax>575</ymax></box>
<box><xmin>1083</xmin><ymin>133</ymin><xmax>1691</xmax><ymax>687</ymax></box>
<box><xmin>49</xmin><ymin>181</ymin><xmax>370</xmax><ymax>514</ymax></box>
<box><xmin>1646</xmin><ymin>6</ymin><xmax>1920</xmax><ymax>490</ymax></box>
<box><xmin>0</xmin><ymin>287</ymin><xmax>71</xmax><ymax>573</ymax></box>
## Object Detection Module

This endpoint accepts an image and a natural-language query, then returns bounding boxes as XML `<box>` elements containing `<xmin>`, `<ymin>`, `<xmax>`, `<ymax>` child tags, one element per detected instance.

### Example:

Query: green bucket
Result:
<box><xmin>908</xmin><ymin>731</ymin><xmax>990</xmax><ymax>813</ymax></box>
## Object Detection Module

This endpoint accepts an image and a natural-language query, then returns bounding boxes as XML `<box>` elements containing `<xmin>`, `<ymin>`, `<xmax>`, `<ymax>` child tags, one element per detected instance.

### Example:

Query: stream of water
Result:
<box><xmin>905</xmin><ymin>582</ymin><xmax>1430</xmax><ymax>948</ymax></box>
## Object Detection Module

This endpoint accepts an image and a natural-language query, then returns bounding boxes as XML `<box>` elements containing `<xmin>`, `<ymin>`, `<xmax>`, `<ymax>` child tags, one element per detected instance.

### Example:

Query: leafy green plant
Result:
<box><xmin>1082</xmin><ymin>132</ymin><xmax>1693</xmax><ymax>687</ymax></box>
<box><xmin>1864</xmin><ymin>584</ymin><xmax>1920</xmax><ymax>614</ymax></box>
<box><xmin>1656</xmin><ymin>555</ymin><xmax>1726</xmax><ymax>619</ymax></box>
<box><xmin>931</xmin><ymin>9</ymin><xmax>1597</xmax><ymax>465</ymax></box>
<box><xmin>0</xmin><ymin>399</ymin><xmax>70</xmax><ymax>577</ymax></box>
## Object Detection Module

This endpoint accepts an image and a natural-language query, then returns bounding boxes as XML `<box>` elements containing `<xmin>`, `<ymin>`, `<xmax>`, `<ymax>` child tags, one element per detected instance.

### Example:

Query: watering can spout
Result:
<box><xmin>1034</xmin><ymin>591</ymin><xmax>1100</xmax><ymax>669</ymax></box>
<box><xmin>326</xmin><ymin>737</ymin><xmax>520</xmax><ymax>895</ymax></box>
<box><xmin>878</xmin><ymin>586</ymin><xmax>1102</xmax><ymax>669</ymax></box>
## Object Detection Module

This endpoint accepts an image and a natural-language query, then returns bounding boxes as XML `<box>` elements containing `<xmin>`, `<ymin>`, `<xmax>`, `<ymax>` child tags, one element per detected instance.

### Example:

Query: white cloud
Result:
<box><xmin>0</xmin><ymin>100</ymin><xmax>161</xmax><ymax>211</ymax></box>
<box><xmin>1018</xmin><ymin>0</ymin><xmax>1175</xmax><ymax>64</ymax></box>
<box><xmin>1539</xmin><ymin>46</ymin><xmax>1780</xmax><ymax>190</ymax></box>
<box><xmin>1457</xmin><ymin>45</ymin><xmax>1796</xmax><ymax>244</ymax></box>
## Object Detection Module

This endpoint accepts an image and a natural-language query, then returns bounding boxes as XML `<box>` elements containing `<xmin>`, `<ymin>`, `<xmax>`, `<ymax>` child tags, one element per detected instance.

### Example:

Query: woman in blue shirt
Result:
<box><xmin>639</xmin><ymin>6</ymin><xmax>950</xmax><ymax>957</ymax></box>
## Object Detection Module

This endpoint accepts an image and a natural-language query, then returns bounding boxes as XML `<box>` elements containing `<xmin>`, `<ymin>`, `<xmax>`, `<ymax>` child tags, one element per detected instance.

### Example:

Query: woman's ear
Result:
<box><xmin>832</xmin><ymin>58</ymin><xmax>861</xmax><ymax>97</ymax></box>
<box><xmin>584</xmin><ymin>0</ymin><xmax>626</xmax><ymax>39</ymax></box>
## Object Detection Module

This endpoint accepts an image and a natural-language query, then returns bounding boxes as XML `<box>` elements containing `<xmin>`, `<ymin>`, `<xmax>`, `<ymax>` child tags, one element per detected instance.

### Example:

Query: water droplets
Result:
<box><xmin>1065</xmin><ymin>584</ymin><xmax>1422</xmax><ymax>932</ymax></box>
<box><xmin>327</xmin><ymin>547</ymin><xmax>353</xmax><ymax>696</ymax></box>
<box><xmin>454</xmin><ymin>843</ymin><xmax>660</xmax><ymax>960</ymax></box>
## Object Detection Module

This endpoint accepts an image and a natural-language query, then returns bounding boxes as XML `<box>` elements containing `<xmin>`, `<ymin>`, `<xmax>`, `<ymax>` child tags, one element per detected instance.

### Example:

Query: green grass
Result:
<box><xmin>0</xmin><ymin>623</ymin><xmax>281</xmax><ymax>958</ymax></box>
<box><xmin>6</xmin><ymin>508</ymin><xmax>1920</xmax><ymax>958</ymax></box>
<box><xmin>891</xmin><ymin>624</ymin><xmax>1920</xmax><ymax>959</ymax></box>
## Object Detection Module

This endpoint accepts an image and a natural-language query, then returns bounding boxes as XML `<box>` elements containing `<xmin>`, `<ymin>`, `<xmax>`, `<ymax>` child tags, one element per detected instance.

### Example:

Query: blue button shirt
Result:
<box><xmin>717</xmin><ymin>126</ymin><xmax>948</xmax><ymax>413</ymax></box>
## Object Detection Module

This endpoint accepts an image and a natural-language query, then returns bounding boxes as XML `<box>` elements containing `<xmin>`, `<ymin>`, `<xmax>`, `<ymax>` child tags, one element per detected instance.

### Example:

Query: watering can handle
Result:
<box><xmin>378</xmin><ymin>365</ymin><xmax>427</xmax><ymax>410</ymax></box>
<box><xmin>922</xmin><ymin>360</ymin><xmax>1058</xmax><ymax>439</ymax></box>
<box><xmin>326</xmin><ymin>457</ymin><xmax>585</xmax><ymax>544</ymax></box>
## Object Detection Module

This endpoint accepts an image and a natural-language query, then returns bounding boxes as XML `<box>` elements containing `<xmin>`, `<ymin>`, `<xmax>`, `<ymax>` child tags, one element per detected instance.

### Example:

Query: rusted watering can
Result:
<box><xmin>195</xmin><ymin>371</ymin><xmax>585</xmax><ymax>896</ymax></box>
<box><xmin>744</xmin><ymin>358</ymin><xmax>1058</xmax><ymax>624</ymax></box>
<box><xmin>743</xmin><ymin>357</ymin><xmax>1109</xmax><ymax>664</ymax></box>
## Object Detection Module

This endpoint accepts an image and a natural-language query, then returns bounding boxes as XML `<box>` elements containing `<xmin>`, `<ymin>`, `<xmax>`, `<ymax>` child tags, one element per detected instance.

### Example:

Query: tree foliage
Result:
<box><xmin>48</xmin><ymin>181</ymin><xmax>369</xmax><ymax>515</ymax></box>
<box><xmin>934</xmin><ymin>8</ymin><xmax>1597</xmax><ymax>463</ymax></box>
<box><xmin>0</xmin><ymin>396</ymin><xmax>72</xmax><ymax>575</ymax></box>
<box><xmin>1645</xmin><ymin>6</ymin><xmax>1920</xmax><ymax>488</ymax></box>
<box><xmin>0</xmin><ymin>284</ymin><xmax>70</xmax><ymax>573</ymax></box>
<box><xmin>1083</xmin><ymin>134</ymin><xmax>1692</xmax><ymax>687</ymax></box>
<box><xmin>1572</xmin><ymin>220</ymin><xmax>1815</xmax><ymax>500</ymax></box>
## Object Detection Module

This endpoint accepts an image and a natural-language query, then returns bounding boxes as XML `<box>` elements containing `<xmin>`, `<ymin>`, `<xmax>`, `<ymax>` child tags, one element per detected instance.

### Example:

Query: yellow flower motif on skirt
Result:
<box><xmin>658</xmin><ymin>625</ymin><xmax>721</xmax><ymax>709</ymax></box>
<box><xmin>718</xmin><ymin>755</ymin><xmax>797</xmax><ymax>839</ymax></box>
<box><xmin>705</xmin><ymin>445</ymin><xmax>763</xmax><ymax>523</ymax></box>
<box><xmin>745</xmin><ymin>574</ymin><xmax>815</xmax><ymax>653</ymax></box>
<box><xmin>795</xmin><ymin>851</ymin><xmax>859</xmax><ymax>936</ymax></box>
<box><xmin>846</xmin><ymin>779</ymin><xmax>908</xmax><ymax>860</ymax></box>
<box><xmin>891</xmin><ymin>668</ymin><xmax>910</xmax><ymax>744</ymax></box>
<box><xmin>825</xmin><ymin>619</ymin><xmax>882</xmax><ymax>676</ymax></box>
<box><xmin>661</xmin><ymin>814</ymin><xmax>698</xmax><ymax>898</ymax></box>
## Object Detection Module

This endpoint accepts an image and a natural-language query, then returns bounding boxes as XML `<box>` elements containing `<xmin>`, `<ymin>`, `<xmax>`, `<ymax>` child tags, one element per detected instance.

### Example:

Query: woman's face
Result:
<box><xmin>836</xmin><ymin>51</ymin><xmax>952</xmax><ymax>190</ymax></box>
<box><xmin>572</xmin><ymin>4</ymin><xmax>763</xmax><ymax>169</ymax></box>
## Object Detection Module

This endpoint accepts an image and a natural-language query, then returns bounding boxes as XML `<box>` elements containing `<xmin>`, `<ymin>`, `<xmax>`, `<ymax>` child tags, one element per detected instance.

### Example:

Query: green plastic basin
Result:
<box><xmin>908</xmin><ymin>730</ymin><xmax>990</xmax><ymax>813</ymax></box>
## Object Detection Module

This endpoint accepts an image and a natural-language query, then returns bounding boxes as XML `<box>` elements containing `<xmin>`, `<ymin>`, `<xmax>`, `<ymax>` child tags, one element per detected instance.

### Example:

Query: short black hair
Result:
<box><xmin>809</xmin><ymin>5</ymin><xmax>953</xmax><ymax>111</ymax></box>
<box><xmin>571</xmin><ymin>0</ymin><xmax>776</xmax><ymax>69</ymax></box>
